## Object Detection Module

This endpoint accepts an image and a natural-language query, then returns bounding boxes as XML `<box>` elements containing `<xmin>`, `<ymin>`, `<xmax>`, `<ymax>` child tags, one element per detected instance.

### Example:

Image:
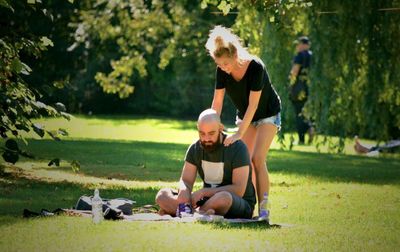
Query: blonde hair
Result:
<box><xmin>205</xmin><ymin>25</ymin><xmax>250</xmax><ymax>60</ymax></box>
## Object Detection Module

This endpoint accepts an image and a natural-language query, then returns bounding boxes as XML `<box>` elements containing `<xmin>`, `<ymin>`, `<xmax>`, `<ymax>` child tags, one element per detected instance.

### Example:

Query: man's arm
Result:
<box><xmin>191</xmin><ymin>165</ymin><xmax>249</xmax><ymax>206</ymax></box>
<box><xmin>177</xmin><ymin>161</ymin><xmax>197</xmax><ymax>204</ymax></box>
<box><xmin>289</xmin><ymin>64</ymin><xmax>301</xmax><ymax>85</ymax></box>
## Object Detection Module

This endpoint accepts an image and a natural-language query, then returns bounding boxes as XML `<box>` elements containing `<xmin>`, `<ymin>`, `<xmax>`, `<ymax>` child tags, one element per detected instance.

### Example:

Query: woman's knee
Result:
<box><xmin>251</xmin><ymin>155</ymin><xmax>266</xmax><ymax>169</ymax></box>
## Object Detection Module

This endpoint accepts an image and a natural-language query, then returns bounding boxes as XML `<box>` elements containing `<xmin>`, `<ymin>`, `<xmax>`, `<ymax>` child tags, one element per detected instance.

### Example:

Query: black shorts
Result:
<box><xmin>224</xmin><ymin>192</ymin><xmax>254</xmax><ymax>219</ymax></box>
<box><xmin>197</xmin><ymin>191</ymin><xmax>254</xmax><ymax>219</ymax></box>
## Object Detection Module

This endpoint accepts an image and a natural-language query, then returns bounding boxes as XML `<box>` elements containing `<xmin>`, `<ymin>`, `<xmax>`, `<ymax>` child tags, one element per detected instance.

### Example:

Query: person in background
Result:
<box><xmin>289</xmin><ymin>36</ymin><xmax>315</xmax><ymax>145</ymax></box>
<box><xmin>354</xmin><ymin>136</ymin><xmax>400</xmax><ymax>156</ymax></box>
<box><xmin>205</xmin><ymin>25</ymin><xmax>281</xmax><ymax>210</ymax></box>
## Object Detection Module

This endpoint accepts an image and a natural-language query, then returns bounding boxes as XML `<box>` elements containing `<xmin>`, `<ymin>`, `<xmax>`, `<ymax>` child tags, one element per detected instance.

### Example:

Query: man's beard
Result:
<box><xmin>200</xmin><ymin>136</ymin><xmax>221</xmax><ymax>152</ymax></box>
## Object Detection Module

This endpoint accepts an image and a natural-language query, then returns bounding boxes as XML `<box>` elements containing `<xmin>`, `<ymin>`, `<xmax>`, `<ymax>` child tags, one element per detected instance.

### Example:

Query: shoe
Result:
<box><xmin>23</xmin><ymin>209</ymin><xmax>40</xmax><ymax>218</ymax></box>
<box><xmin>293</xmin><ymin>141</ymin><xmax>305</xmax><ymax>146</ymax></box>
<box><xmin>40</xmin><ymin>209</ymin><xmax>55</xmax><ymax>217</ymax></box>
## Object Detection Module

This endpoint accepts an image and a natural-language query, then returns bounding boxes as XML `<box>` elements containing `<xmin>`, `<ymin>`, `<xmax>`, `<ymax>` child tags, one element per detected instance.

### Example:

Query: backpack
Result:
<box><xmin>75</xmin><ymin>195</ymin><xmax>135</xmax><ymax>216</ymax></box>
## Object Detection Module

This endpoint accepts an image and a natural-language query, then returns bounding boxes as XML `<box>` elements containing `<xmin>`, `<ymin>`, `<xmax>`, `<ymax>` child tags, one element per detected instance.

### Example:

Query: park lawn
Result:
<box><xmin>0</xmin><ymin>115</ymin><xmax>399</xmax><ymax>251</ymax></box>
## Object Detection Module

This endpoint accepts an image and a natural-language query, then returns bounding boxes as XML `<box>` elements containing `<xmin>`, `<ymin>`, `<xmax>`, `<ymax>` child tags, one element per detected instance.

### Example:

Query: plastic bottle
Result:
<box><xmin>258</xmin><ymin>192</ymin><xmax>270</xmax><ymax>222</ymax></box>
<box><xmin>92</xmin><ymin>188</ymin><xmax>103</xmax><ymax>224</ymax></box>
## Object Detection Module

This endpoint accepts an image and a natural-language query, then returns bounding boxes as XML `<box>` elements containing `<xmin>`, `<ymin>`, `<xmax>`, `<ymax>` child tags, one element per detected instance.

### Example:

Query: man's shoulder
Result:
<box><xmin>185</xmin><ymin>140</ymin><xmax>201</xmax><ymax>165</ymax></box>
<box><xmin>188</xmin><ymin>139</ymin><xmax>201</xmax><ymax>151</ymax></box>
<box><xmin>300</xmin><ymin>50</ymin><xmax>312</xmax><ymax>57</ymax></box>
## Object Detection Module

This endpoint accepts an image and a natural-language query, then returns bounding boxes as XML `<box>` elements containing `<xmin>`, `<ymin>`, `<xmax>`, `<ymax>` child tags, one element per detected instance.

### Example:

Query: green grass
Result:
<box><xmin>1</xmin><ymin>115</ymin><xmax>399</xmax><ymax>251</ymax></box>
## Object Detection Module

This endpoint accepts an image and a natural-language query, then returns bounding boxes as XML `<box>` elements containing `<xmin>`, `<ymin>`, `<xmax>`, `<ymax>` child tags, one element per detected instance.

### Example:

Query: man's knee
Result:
<box><xmin>212</xmin><ymin>191</ymin><xmax>233</xmax><ymax>207</ymax></box>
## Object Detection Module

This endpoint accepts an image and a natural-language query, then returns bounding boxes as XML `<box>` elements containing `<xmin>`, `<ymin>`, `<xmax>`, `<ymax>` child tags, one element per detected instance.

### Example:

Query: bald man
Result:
<box><xmin>155</xmin><ymin>109</ymin><xmax>256</xmax><ymax>219</ymax></box>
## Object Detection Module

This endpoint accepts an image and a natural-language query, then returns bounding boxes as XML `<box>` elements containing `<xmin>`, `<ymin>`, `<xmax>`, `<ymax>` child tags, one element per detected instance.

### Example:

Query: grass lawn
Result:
<box><xmin>0</xmin><ymin>115</ymin><xmax>399</xmax><ymax>251</ymax></box>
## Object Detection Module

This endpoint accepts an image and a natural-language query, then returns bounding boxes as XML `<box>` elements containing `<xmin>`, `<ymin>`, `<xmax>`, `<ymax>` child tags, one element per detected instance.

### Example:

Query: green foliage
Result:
<box><xmin>0</xmin><ymin>0</ymin><xmax>72</xmax><ymax>163</ymax></box>
<box><xmin>306</xmin><ymin>0</ymin><xmax>400</xmax><ymax>142</ymax></box>
<box><xmin>67</xmin><ymin>0</ymin><xmax>236</xmax><ymax>118</ymax></box>
<box><xmin>71</xmin><ymin>1</ymin><xmax>194</xmax><ymax>98</ymax></box>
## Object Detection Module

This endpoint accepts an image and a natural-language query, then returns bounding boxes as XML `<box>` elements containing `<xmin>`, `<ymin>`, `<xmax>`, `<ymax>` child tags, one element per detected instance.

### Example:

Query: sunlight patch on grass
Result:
<box><xmin>23</xmin><ymin>116</ymin><xmax>199</xmax><ymax>145</ymax></box>
<box><xmin>4</xmin><ymin>162</ymin><xmax>198</xmax><ymax>190</ymax></box>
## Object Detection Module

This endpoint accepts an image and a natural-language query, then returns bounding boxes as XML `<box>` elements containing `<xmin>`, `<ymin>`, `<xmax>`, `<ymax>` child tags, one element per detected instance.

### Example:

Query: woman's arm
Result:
<box><xmin>224</xmin><ymin>90</ymin><xmax>261</xmax><ymax>146</ymax></box>
<box><xmin>211</xmin><ymin>88</ymin><xmax>225</xmax><ymax>116</ymax></box>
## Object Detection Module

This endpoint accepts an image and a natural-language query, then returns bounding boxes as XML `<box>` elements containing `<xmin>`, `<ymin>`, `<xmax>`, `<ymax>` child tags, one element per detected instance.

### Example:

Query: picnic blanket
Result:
<box><xmin>123</xmin><ymin>212</ymin><xmax>292</xmax><ymax>227</ymax></box>
<box><xmin>23</xmin><ymin>208</ymin><xmax>291</xmax><ymax>228</ymax></box>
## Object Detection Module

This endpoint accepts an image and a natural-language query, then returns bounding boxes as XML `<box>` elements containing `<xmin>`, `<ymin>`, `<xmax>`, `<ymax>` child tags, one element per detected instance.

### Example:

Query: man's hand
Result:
<box><xmin>191</xmin><ymin>188</ymin><xmax>210</xmax><ymax>208</ymax></box>
<box><xmin>177</xmin><ymin>189</ymin><xmax>191</xmax><ymax>204</ymax></box>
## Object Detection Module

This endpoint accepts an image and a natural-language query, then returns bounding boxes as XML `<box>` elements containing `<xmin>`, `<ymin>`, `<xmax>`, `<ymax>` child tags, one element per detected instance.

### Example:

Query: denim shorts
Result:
<box><xmin>236</xmin><ymin>113</ymin><xmax>281</xmax><ymax>131</ymax></box>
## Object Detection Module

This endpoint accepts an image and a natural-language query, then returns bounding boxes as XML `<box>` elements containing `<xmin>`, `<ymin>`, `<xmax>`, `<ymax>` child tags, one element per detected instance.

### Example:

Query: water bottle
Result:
<box><xmin>92</xmin><ymin>188</ymin><xmax>103</xmax><ymax>224</ymax></box>
<box><xmin>258</xmin><ymin>192</ymin><xmax>270</xmax><ymax>222</ymax></box>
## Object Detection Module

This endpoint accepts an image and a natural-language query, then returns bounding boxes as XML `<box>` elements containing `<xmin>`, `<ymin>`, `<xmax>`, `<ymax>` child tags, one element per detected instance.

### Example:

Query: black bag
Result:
<box><xmin>75</xmin><ymin>195</ymin><xmax>135</xmax><ymax>216</ymax></box>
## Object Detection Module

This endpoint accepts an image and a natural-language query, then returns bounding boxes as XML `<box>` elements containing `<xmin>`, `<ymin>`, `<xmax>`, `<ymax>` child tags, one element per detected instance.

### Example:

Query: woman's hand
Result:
<box><xmin>223</xmin><ymin>132</ymin><xmax>242</xmax><ymax>146</ymax></box>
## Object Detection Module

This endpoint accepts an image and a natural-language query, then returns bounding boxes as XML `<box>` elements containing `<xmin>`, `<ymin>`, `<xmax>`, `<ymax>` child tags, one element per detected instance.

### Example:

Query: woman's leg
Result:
<box><xmin>240</xmin><ymin>124</ymin><xmax>257</xmax><ymax>196</ymax></box>
<box><xmin>252</xmin><ymin>124</ymin><xmax>277</xmax><ymax>205</ymax></box>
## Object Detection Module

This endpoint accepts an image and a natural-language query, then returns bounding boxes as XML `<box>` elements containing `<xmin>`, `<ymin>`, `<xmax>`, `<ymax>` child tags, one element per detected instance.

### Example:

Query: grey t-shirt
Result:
<box><xmin>184</xmin><ymin>135</ymin><xmax>256</xmax><ymax>207</ymax></box>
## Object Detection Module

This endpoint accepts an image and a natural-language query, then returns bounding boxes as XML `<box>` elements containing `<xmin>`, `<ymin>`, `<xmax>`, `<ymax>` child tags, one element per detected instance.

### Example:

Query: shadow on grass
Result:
<box><xmin>20</xmin><ymin>139</ymin><xmax>187</xmax><ymax>182</ymax></box>
<box><xmin>0</xmin><ymin>174</ymin><xmax>285</xmax><ymax>231</ymax></box>
<box><xmin>270</xmin><ymin>149</ymin><xmax>400</xmax><ymax>184</ymax></box>
<box><xmin>19</xmin><ymin>138</ymin><xmax>400</xmax><ymax>185</ymax></box>
<box><xmin>199</xmin><ymin>221</ymin><xmax>285</xmax><ymax>230</ymax></box>
<box><xmin>0</xmin><ymin>174</ymin><xmax>159</xmax><ymax>218</ymax></box>
<box><xmin>20</xmin><ymin>140</ymin><xmax>400</xmax><ymax>184</ymax></box>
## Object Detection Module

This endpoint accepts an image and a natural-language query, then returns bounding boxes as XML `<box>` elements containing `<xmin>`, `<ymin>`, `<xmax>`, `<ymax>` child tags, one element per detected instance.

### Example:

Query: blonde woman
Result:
<box><xmin>205</xmin><ymin>25</ymin><xmax>281</xmax><ymax>211</ymax></box>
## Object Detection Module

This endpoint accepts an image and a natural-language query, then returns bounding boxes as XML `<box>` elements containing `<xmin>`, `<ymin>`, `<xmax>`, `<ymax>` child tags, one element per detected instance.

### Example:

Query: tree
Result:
<box><xmin>307</xmin><ymin>0</ymin><xmax>400</xmax><ymax>144</ymax></box>
<box><xmin>0</xmin><ymin>0</ymin><xmax>72</xmax><ymax>164</ymax></box>
<box><xmin>68</xmin><ymin>0</ymin><xmax>236</xmax><ymax>118</ymax></box>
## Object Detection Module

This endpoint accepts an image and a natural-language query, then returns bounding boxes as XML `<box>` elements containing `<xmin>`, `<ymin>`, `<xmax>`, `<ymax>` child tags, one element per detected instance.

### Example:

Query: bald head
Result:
<box><xmin>198</xmin><ymin>109</ymin><xmax>221</xmax><ymax>124</ymax></box>
<box><xmin>197</xmin><ymin>109</ymin><xmax>223</xmax><ymax>151</ymax></box>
